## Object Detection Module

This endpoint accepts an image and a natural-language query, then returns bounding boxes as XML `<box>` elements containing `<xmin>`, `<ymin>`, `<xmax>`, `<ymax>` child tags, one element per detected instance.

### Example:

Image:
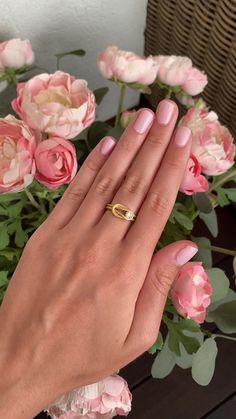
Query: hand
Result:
<box><xmin>0</xmin><ymin>100</ymin><xmax>197</xmax><ymax>418</ymax></box>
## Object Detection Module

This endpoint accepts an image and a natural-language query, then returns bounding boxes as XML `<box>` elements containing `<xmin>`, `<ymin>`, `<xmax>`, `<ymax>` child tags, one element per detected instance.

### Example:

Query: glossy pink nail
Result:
<box><xmin>156</xmin><ymin>100</ymin><xmax>175</xmax><ymax>125</ymax></box>
<box><xmin>100</xmin><ymin>136</ymin><xmax>116</xmax><ymax>155</ymax></box>
<box><xmin>176</xmin><ymin>245</ymin><xmax>198</xmax><ymax>266</ymax></box>
<box><xmin>133</xmin><ymin>109</ymin><xmax>154</xmax><ymax>134</ymax></box>
<box><xmin>175</xmin><ymin>126</ymin><xmax>192</xmax><ymax>147</ymax></box>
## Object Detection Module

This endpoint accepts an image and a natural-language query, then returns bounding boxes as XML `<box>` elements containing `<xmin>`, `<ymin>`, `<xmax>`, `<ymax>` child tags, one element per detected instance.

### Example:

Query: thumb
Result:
<box><xmin>124</xmin><ymin>240</ymin><xmax>198</xmax><ymax>357</ymax></box>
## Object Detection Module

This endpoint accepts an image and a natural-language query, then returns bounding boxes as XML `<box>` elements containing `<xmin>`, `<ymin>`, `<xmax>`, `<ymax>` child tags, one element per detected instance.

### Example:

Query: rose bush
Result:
<box><xmin>12</xmin><ymin>71</ymin><xmax>96</xmax><ymax>140</ymax></box>
<box><xmin>46</xmin><ymin>375</ymin><xmax>132</xmax><ymax>419</ymax></box>
<box><xmin>171</xmin><ymin>262</ymin><xmax>212</xmax><ymax>324</ymax></box>
<box><xmin>180</xmin><ymin>108</ymin><xmax>236</xmax><ymax>175</ymax></box>
<box><xmin>0</xmin><ymin>115</ymin><xmax>36</xmax><ymax>193</ymax></box>
<box><xmin>35</xmin><ymin>137</ymin><xmax>77</xmax><ymax>189</ymax></box>
<box><xmin>97</xmin><ymin>46</ymin><xmax>158</xmax><ymax>85</ymax></box>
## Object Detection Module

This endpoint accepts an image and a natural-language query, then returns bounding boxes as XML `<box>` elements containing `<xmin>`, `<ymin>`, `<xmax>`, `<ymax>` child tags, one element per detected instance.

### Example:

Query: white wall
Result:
<box><xmin>0</xmin><ymin>0</ymin><xmax>148</xmax><ymax>120</ymax></box>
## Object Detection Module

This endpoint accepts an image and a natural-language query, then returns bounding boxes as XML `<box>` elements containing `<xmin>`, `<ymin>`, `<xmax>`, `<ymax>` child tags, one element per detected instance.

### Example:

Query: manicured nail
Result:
<box><xmin>176</xmin><ymin>245</ymin><xmax>198</xmax><ymax>266</ymax></box>
<box><xmin>175</xmin><ymin>126</ymin><xmax>192</xmax><ymax>147</ymax></box>
<box><xmin>156</xmin><ymin>100</ymin><xmax>175</xmax><ymax>125</ymax></box>
<box><xmin>133</xmin><ymin>109</ymin><xmax>154</xmax><ymax>134</ymax></box>
<box><xmin>100</xmin><ymin>136</ymin><xmax>116</xmax><ymax>155</ymax></box>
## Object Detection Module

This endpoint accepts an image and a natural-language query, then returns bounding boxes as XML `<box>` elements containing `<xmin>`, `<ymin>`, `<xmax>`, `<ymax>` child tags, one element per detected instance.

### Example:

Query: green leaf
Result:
<box><xmin>225</xmin><ymin>188</ymin><xmax>236</xmax><ymax>202</ymax></box>
<box><xmin>174</xmin><ymin>211</ymin><xmax>193</xmax><ymax>230</ymax></box>
<box><xmin>165</xmin><ymin>318</ymin><xmax>201</xmax><ymax>356</ymax></box>
<box><xmin>191</xmin><ymin>338</ymin><xmax>218</xmax><ymax>386</ymax></box>
<box><xmin>126</xmin><ymin>81</ymin><xmax>151</xmax><ymax>94</ymax></box>
<box><xmin>0</xmin><ymin>271</ymin><xmax>8</xmax><ymax>287</ymax></box>
<box><xmin>151</xmin><ymin>334</ymin><xmax>176</xmax><ymax>379</ymax></box>
<box><xmin>174</xmin><ymin>330</ymin><xmax>204</xmax><ymax>369</ymax></box>
<box><xmin>191</xmin><ymin>236</ymin><xmax>213</xmax><ymax>269</ymax></box>
<box><xmin>55</xmin><ymin>49</ymin><xmax>86</xmax><ymax>59</ymax></box>
<box><xmin>0</xmin><ymin>225</ymin><xmax>9</xmax><ymax>250</ymax></box>
<box><xmin>149</xmin><ymin>332</ymin><xmax>164</xmax><ymax>354</ymax></box>
<box><xmin>193</xmin><ymin>192</ymin><xmax>213</xmax><ymax>214</ymax></box>
<box><xmin>8</xmin><ymin>200</ymin><xmax>24</xmax><ymax>218</ymax></box>
<box><xmin>15</xmin><ymin>220</ymin><xmax>28</xmax><ymax>247</ymax></box>
<box><xmin>207</xmin><ymin>288</ymin><xmax>236</xmax><ymax>316</ymax></box>
<box><xmin>216</xmin><ymin>188</ymin><xmax>230</xmax><ymax>206</ymax></box>
<box><xmin>0</xmin><ymin>249</ymin><xmax>18</xmax><ymax>261</ymax></box>
<box><xmin>93</xmin><ymin>87</ymin><xmax>109</xmax><ymax>105</ymax></box>
<box><xmin>207</xmin><ymin>268</ymin><xmax>230</xmax><ymax>304</ymax></box>
<box><xmin>87</xmin><ymin>121</ymin><xmax>111</xmax><ymax>149</ymax></box>
<box><xmin>199</xmin><ymin>208</ymin><xmax>218</xmax><ymax>238</ymax></box>
<box><xmin>207</xmin><ymin>301</ymin><xmax>236</xmax><ymax>333</ymax></box>
<box><xmin>107</xmin><ymin>125</ymin><xmax>124</xmax><ymax>140</ymax></box>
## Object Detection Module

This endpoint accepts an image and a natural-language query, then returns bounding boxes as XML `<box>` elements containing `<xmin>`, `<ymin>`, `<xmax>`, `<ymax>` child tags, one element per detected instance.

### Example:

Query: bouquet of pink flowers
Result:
<box><xmin>0</xmin><ymin>39</ymin><xmax>236</xmax><ymax>418</ymax></box>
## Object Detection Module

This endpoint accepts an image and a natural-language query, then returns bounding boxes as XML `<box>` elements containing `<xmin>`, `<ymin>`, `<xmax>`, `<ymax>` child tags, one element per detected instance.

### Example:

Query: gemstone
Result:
<box><xmin>125</xmin><ymin>210</ymin><xmax>133</xmax><ymax>220</ymax></box>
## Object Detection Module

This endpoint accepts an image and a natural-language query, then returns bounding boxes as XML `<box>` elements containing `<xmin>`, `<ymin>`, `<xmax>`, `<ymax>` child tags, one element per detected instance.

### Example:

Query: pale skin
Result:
<box><xmin>0</xmin><ymin>99</ymin><xmax>197</xmax><ymax>418</ymax></box>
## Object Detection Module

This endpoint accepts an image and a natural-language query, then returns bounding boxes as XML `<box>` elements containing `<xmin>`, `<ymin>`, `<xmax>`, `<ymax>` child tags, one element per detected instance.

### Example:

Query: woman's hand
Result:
<box><xmin>0</xmin><ymin>100</ymin><xmax>197</xmax><ymax>418</ymax></box>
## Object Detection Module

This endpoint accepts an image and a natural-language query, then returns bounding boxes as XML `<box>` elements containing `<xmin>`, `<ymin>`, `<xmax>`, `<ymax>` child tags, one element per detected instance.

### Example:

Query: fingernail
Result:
<box><xmin>100</xmin><ymin>136</ymin><xmax>116</xmax><ymax>155</ymax></box>
<box><xmin>175</xmin><ymin>126</ymin><xmax>192</xmax><ymax>147</ymax></box>
<box><xmin>133</xmin><ymin>109</ymin><xmax>154</xmax><ymax>134</ymax></box>
<box><xmin>156</xmin><ymin>100</ymin><xmax>175</xmax><ymax>125</ymax></box>
<box><xmin>176</xmin><ymin>245</ymin><xmax>198</xmax><ymax>266</ymax></box>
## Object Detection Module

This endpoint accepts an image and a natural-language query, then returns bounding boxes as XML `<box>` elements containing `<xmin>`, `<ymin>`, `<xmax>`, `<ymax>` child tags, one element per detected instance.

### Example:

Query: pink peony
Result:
<box><xmin>180</xmin><ymin>154</ymin><xmax>209</xmax><ymax>195</ymax></box>
<box><xmin>0</xmin><ymin>115</ymin><xmax>36</xmax><ymax>193</ymax></box>
<box><xmin>12</xmin><ymin>71</ymin><xmax>96</xmax><ymax>140</ymax></box>
<box><xmin>171</xmin><ymin>262</ymin><xmax>212</xmax><ymax>324</ymax></box>
<box><xmin>180</xmin><ymin>108</ymin><xmax>236</xmax><ymax>175</ymax></box>
<box><xmin>97</xmin><ymin>46</ymin><xmax>159</xmax><ymax>85</ymax></box>
<box><xmin>0</xmin><ymin>38</ymin><xmax>34</xmax><ymax>70</ymax></box>
<box><xmin>45</xmin><ymin>375</ymin><xmax>132</xmax><ymax>419</ymax></box>
<box><xmin>155</xmin><ymin>55</ymin><xmax>192</xmax><ymax>87</ymax></box>
<box><xmin>34</xmin><ymin>136</ymin><xmax>77</xmax><ymax>189</ymax></box>
<box><xmin>120</xmin><ymin>110</ymin><xmax>136</xmax><ymax>129</ymax></box>
<box><xmin>182</xmin><ymin>67</ymin><xmax>208</xmax><ymax>96</ymax></box>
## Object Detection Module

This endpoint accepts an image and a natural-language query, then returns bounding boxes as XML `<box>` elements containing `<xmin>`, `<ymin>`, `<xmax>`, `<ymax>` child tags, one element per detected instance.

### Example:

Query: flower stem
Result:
<box><xmin>115</xmin><ymin>84</ymin><xmax>126</xmax><ymax>127</ymax></box>
<box><xmin>24</xmin><ymin>189</ymin><xmax>45</xmax><ymax>214</ymax></box>
<box><xmin>199</xmin><ymin>244</ymin><xmax>236</xmax><ymax>257</ymax></box>
<box><xmin>201</xmin><ymin>328</ymin><xmax>236</xmax><ymax>342</ymax></box>
<box><xmin>209</xmin><ymin>168</ymin><xmax>236</xmax><ymax>192</ymax></box>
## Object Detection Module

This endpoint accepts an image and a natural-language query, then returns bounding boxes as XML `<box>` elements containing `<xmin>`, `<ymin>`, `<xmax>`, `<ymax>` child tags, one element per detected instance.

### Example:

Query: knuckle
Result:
<box><xmin>149</xmin><ymin>191</ymin><xmax>172</xmax><ymax>216</ymax></box>
<box><xmin>66</xmin><ymin>186</ymin><xmax>86</xmax><ymax>202</ymax></box>
<box><xmin>164</xmin><ymin>157</ymin><xmax>180</xmax><ymax>170</ymax></box>
<box><xmin>124</xmin><ymin>174</ymin><xmax>146</xmax><ymax>196</ymax></box>
<box><xmin>147</xmin><ymin>134</ymin><xmax>163</xmax><ymax>147</ymax></box>
<box><xmin>95</xmin><ymin>175</ymin><xmax>114</xmax><ymax>196</ymax></box>
<box><xmin>120</xmin><ymin>137</ymin><xmax>137</xmax><ymax>153</ymax></box>
<box><xmin>86</xmin><ymin>157</ymin><xmax>100</xmax><ymax>173</ymax></box>
<box><xmin>150</xmin><ymin>266</ymin><xmax>176</xmax><ymax>298</ymax></box>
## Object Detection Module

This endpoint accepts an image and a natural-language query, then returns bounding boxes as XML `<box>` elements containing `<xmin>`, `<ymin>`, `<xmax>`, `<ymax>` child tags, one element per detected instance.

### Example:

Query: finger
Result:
<box><xmin>127</xmin><ymin>126</ymin><xmax>192</xmax><ymax>250</ymax></box>
<box><xmin>45</xmin><ymin>136</ymin><xmax>116</xmax><ymax>229</ymax></box>
<box><xmin>124</xmin><ymin>241</ymin><xmax>198</xmax><ymax>357</ymax></box>
<box><xmin>99</xmin><ymin>100</ymin><xmax>178</xmax><ymax>239</ymax></box>
<box><xmin>67</xmin><ymin>108</ymin><xmax>154</xmax><ymax>230</ymax></box>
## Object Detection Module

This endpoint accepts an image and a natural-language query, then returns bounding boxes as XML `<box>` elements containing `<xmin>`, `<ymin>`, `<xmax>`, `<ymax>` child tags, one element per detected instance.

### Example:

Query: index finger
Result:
<box><xmin>126</xmin><ymin>126</ymin><xmax>192</xmax><ymax>250</ymax></box>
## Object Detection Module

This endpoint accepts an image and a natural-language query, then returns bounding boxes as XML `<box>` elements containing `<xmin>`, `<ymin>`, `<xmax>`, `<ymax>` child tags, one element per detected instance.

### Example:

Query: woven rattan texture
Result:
<box><xmin>145</xmin><ymin>0</ymin><xmax>236</xmax><ymax>136</ymax></box>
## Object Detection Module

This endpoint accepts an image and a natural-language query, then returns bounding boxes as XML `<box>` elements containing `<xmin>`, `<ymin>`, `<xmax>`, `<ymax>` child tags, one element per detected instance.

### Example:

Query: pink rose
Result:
<box><xmin>155</xmin><ymin>55</ymin><xmax>192</xmax><ymax>86</ymax></box>
<box><xmin>12</xmin><ymin>71</ymin><xmax>96</xmax><ymax>140</ymax></box>
<box><xmin>182</xmin><ymin>67</ymin><xmax>208</xmax><ymax>96</ymax></box>
<box><xmin>120</xmin><ymin>110</ymin><xmax>136</xmax><ymax>128</ymax></box>
<box><xmin>97</xmin><ymin>46</ymin><xmax>159</xmax><ymax>85</ymax></box>
<box><xmin>45</xmin><ymin>375</ymin><xmax>132</xmax><ymax>419</ymax></box>
<box><xmin>35</xmin><ymin>137</ymin><xmax>77</xmax><ymax>189</ymax></box>
<box><xmin>0</xmin><ymin>39</ymin><xmax>34</xmax><ymax>70</ymax></box>
<box><xmin>0</xmin><ymin>115</ymin><xmax>36</xmax><ymax>193</ymax></box>
<box><xmin>171</xmin><ymin>262</ymin><xmax>212</xmax><ymax>324</ymax></box>
<box><xmin>180</xmin><ymin>108</ymin><xmax>236</xmax><ymax>175</ymax></box>
<box><xmin>179</xmin><ymin>154</ymin><xmax>209</xmax><ymax>195</ymax></box>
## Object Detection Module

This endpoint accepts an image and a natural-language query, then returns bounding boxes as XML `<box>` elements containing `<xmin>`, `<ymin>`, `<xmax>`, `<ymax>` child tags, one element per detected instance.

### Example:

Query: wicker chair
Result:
<box><xmin>145</xmin><ymin>0</ymin><xmax>236</xmax><ymax>136</ymax></box>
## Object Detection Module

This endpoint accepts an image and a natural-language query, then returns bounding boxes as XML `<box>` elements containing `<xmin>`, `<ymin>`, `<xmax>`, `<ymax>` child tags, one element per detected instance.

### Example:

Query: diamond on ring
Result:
<box><xmin>125</xmin><ymin>210</ymin><xmax>134</xmax><ymax>220</ymax></box>
<box><xmin>105</xmin><ymin>203</ymin><xmax>136</xmax><ymax>222</ymax></box>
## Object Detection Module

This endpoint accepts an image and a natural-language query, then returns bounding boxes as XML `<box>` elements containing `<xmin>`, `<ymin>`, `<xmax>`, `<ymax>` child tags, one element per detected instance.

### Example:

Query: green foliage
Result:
<box><xmin>151</xmin><ymin>334</ymin><xmax>176</xmax><ymax>379</ymax></box>
<box><xmin>191</xmin><ymin>236</ymin><xmax>213</xmax><ymax>269</ymax></box>
<box><xmin>199</xmin><ymin>208</ymin><xmax>218</xmax><ymax>237</ymax></box>
<box><xmin>55</xmin><ymin>49</ymin><xmax>86</xmax><ymax>60</ymax></box>
<box><xmin>193</xmin><ymin>192</ymin><xmax>213</xmax><ymax>214</ymax></box>
<box><xmin>207</xmin><ymin>301</ymin><xmax>236</xmax><ymax>333</ymax></box>
<box><xmin>149</xmin><ymin>332</ymin><xmax>164</xmax><ymax>354</ymax></box>
<box><xmin>206</xmin><ymin>268</ymin><xmax>230</xmax><ymax>304</ymax></box>
<box><xmin>164</xmin><ymin>317</ymin><xmax>201</xmax><ymax>356</ymax></box>
<box><xmin>191</xmin><ymin>338</ymin><xmax>218</xmax><ymax>386</ymax></box>
<box><xmin>87</xmin><ymin>121</ymin><xmax>112</xmax><ymax>149</ymax></box>
<box><xmin>216</xmin><ymin>187</ymin><xmax>236</xmax><ymax>207</ymax></box>
<box><xmin>174</xmin><ymin>329</ymin><xmax>204</xmax><ymax>369</ymax></box>
<box><xmin>0</xmin><ymin>271</ymin><xmax>9</xmax><ymax>303</ymax></box>
<box><xmin>94</xmin><ymin>87</ymin><xmax>109</xmax><ymax>105</ymax></box>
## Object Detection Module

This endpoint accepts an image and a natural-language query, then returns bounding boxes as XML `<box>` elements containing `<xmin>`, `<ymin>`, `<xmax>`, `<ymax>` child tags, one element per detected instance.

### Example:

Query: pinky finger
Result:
<box><xmin>46</xmin><ymin>136</ymin><xmax>116</xmax><ymax>230</ymax></box>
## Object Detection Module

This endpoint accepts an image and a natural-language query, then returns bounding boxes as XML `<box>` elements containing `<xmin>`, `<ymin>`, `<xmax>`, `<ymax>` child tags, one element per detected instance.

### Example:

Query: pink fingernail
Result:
<box><xmin>176</xmin><ymin>245</ymin><xmax>198</xmax><ymax>266</ymax></box>
<box><xmin>156</xmin><ymin>100</ymin><xmax>175</xmax><ymax>125</ymax></box>
<box><xmin>100</xmin><ymin>136</ymin><xmax>116</xmax><ymax>155</ymax></box>
<box><xmin>175</xmin><ymin>126</ymin><xmax>192</xmax><ymax>147</ymax></box>
<box><xmin>133</xmin><ymin>109</ymin><xmax>154</xmax><ymax>134</ymax></box>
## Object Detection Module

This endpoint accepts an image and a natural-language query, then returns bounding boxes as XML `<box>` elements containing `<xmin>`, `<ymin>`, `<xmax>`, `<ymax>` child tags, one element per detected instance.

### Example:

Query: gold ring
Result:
<box><xmin>105</xmin><ymin>203</ymin><xmax>136</xmax><ymax>221</ymax></box>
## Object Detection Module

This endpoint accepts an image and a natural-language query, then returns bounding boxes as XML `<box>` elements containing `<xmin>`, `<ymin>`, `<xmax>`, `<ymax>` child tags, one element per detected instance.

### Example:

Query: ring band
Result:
<box><xmin>105</xmin><ymin>203</ymin><xmax>136</xmax><ymax>221</ymax></box>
